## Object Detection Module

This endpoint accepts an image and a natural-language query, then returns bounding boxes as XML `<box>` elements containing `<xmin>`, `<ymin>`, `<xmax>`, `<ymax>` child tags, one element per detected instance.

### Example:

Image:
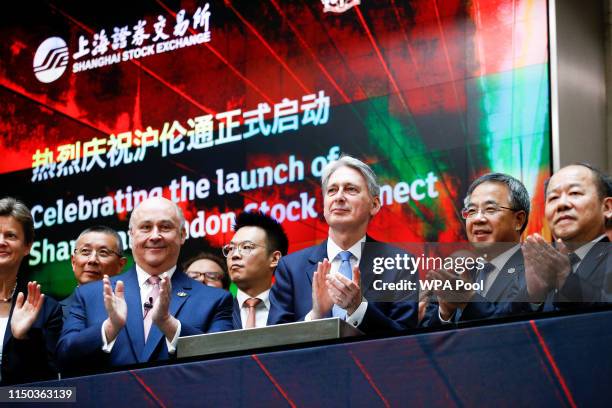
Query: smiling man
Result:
<box><xmin>60</xmin><ymin>226</ymin><xmax>127</xmax><ymax>320</ymax></box>
<box><xmin>223</xmin><ymin>211</ymin><xmax>288</xmax><ymax>329</ymax></box>
<box><xmin>422</xmin><ymin>173</ymin><xmax>530</xmax><ymax>326</ymax></box>
<box><xmin>268</xmin><ymin>155</ymin><xmax>417</xmax><ymax>333</ymax></box>
<box><xmin>58</xmin><ymin>197</ymin><xmax>233</xmax><ymax>374</ymax></box>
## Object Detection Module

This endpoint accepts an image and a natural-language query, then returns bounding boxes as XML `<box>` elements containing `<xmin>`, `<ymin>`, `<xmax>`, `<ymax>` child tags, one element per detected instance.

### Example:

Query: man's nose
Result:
<box><xmin>472</xmin><ymin>210</ymin><xmax>488</xmax><ymax>223</ymax></box>
<box><xmin>556</xmin><ymin>192</ymin><xmax>572</xmax><ymax>209</ymax></box>
<box><xmin>149</xmin><ymin>226</ymin><xmax>162</xmax><ymax>239</ymax></box>
<box><xmin>334</xmin><ymin>189</ymin><xmax>347</xmax><ymax>201</ymax></box>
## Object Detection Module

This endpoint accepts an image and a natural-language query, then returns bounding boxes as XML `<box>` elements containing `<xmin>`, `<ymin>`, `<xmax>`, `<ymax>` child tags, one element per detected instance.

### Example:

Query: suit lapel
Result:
<box><xmin>232</xmin><ymin>297</ymin><xmax>242</xmax><ymax>329</ymax></box>
<box><xmin>122</xmin><ymin>269</ymin><xmax>145</xmax><ymax>361</ymax></box>
<box><xmin>306</xmin><ymin>240</ymin><xmax>331</xmax><ymax>317</ymax></box>
<box><xmin>140</xmin><ymin>270</ymin><xmax>191</xmax><ymax>362</ymax></box>
<box><xmin>575</xmin><ymin>239</ymin><xmax>609</xmax><ymax>281</ymax></box>
<box><xmin>306</xmin><ymin>240</ymin><xmax>328</xmax><ymax>285</ymax></box>
<box><xmin>486</xmin><ymin>249</ymin><xmax>523</xmax><ymax>302</ymax></box>
<box><xmin>359</xmin><ymin>236</ymin><xmax>378</xmax><ymax>291</ymax></box>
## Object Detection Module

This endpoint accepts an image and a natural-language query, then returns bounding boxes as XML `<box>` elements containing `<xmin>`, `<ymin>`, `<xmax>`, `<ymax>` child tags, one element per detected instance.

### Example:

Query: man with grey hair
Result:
<box><xmin>58</xmin><ymin>196</ymin><xmax>233</xmax><ymax>374</ymax></box>
<box><xmin>422</xmin><ymin>172</ymin><xmax>530</xmax><ymax>325</ymax></box>
<box><xmin>60</xmin><ymin>226</ymin><xmax>127</xmax><ymax>320</ymax></box>
<box><xmin>269</xmin><ymin>155</ymin><xmax>418</xmax><ymax>333</ymax></box>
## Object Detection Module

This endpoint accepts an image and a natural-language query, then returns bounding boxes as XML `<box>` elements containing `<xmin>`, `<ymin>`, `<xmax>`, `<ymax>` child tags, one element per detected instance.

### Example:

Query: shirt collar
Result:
<box><xmin>573</xmin><ymin>234</ymin><xmax>606</xmax><ymax>262</ymax></box>
<box><xmin>488</xmin><ymin>244</ymin><xmax>520</xmax><ymax>272</ymax></box>
<box><xmin>136</xmin><ymin>264</ymin><xmax>177</xmax><ymax>287</ymax></box>
<box><xmin>236</xmin><ymin>288</ymin><xmax>270</xmax><ymax>309</ymax></box>
<box><xmin>327</xmin><ymin>236</ymin><xmax>366</xmax><ymax>262</ymax></box>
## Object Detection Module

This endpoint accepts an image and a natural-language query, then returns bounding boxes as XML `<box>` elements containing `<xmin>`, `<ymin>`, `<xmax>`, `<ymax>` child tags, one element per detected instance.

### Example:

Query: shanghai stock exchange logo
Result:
<box><xmin>33</xmin><ymin>37</ymin><xmax>69</xmax><ymax>83</ymax></box>
<box><xmin>321</xmin><ymin>0</ymin><xmax>361</xmax><ymax>13</ymax></box>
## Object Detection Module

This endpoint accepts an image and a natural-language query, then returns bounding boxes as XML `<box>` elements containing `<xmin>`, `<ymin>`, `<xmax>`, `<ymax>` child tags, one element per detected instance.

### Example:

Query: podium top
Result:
<box><xmin>177</xmin><ymin>317</ymin><xmax>363</xmax><ymax>359</ymax></box>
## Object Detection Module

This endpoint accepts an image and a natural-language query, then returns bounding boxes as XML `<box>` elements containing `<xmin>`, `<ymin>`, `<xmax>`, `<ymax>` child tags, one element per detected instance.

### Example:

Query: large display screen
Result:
<box><xmin>0</xmin><ymin>0</ymin><xmax>551</xmax><ymax>299</ymax></box>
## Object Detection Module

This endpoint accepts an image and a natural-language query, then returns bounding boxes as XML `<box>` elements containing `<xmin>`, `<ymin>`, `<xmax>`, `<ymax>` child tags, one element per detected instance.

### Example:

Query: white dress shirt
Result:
<box><xmin>102</xmin><ymin>265</ymin><xmax>182</xmax><ymax>354</ymax></box>
<box><xmin>236</xmin><ymin>288</ymin><xmax>270</xmax><ymax>329</ymax></box>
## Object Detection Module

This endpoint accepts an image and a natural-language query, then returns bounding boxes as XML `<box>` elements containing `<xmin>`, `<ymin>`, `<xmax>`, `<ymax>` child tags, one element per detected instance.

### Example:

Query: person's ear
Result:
<box><xmin>270</xmin><ymin>251</ymin><xmax>282</xmax><ymax>268</ymax></box>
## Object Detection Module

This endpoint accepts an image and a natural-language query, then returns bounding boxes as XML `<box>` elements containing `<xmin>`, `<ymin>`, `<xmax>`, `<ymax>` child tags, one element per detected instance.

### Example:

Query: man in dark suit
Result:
<box><xmin>57</xmin><ymin>197</ymin><xmax>233</xmax><ymax>374</ymax></box>
<box><xmin>522</xmin><ymin>163</ymin><xmax>611</xmax><ymax>307</ymax></box>
<box><xmin>268</xmin><ymin>156</ymin><xmax>417</xmax><ymax>334</ymax></box>
<box><xmin>422</xmin><ymin>173</ymin><xmax>529</xmax><ymax>326</ymax></box>
<box><xmin>223</xmin><ymin>211</ymin><xmax>288</xmax><ymax>330</ymax></box>
<box><xmin>60</xmin><ymin>226</ymin><xmax>126</xmax><ymax>320</ymax></box>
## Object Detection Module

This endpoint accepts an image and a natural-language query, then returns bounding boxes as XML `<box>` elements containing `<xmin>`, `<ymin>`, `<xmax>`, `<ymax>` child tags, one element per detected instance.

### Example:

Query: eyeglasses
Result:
<box><xmin>74</xmin><ymin>247</ymin><xmax>121</xmax><ymax>259</ymax></box>
<box><xmin>222</xmin><ymin>241</ymin><xmax>267</xmax><ymax>257</ymax></box>
<box><xmin>461</xmin><ymin>204</ymin><xmax>517</xmax><ymax>220</ymax></box>
<box><xmin>187</xmin><ymin>271</ymin><xmax>224</xmax><ymax>281</ymax></box>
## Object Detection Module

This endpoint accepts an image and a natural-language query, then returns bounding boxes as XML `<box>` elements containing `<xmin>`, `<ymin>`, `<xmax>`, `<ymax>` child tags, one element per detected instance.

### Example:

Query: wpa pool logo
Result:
<box><xmin>33</xmin><ymin>37</ymin><xmax>69</xmax><ymax>83</ymax></box>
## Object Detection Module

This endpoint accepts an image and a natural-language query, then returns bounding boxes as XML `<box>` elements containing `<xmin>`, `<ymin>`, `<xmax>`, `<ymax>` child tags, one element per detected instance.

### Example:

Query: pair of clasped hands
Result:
<box><xmin>310</xmin><ymin>259</ymin><xmax>362</xmax><ymax>319</ymax></box>
<box><xmin>101</xmin><ymin>274</ymin><xmax>178</xmax><ymax>342</ymax></box>
<box><xmin>426</xmin><ymin>234</ymin><xmax>574</xmax><ymax>308</ymax></box>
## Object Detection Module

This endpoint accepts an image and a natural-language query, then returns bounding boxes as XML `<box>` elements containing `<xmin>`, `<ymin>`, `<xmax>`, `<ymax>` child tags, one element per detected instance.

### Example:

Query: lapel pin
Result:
<box><xmin>507</xmin><ymin>268</ymin><xmax>516</xmax><ymax>274</ymax></box>
<box><xmin>177</xmin><ymin>291</ymin><xmax>188</xmax><ymax>297</ymax></box>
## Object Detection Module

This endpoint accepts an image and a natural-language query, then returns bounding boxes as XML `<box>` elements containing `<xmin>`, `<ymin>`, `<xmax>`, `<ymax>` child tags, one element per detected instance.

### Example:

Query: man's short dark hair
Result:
<box><xmin>233</xmin><ymin>211</ymin><xmax>289</xmax><ymax>256</ymax></box>
<box><xmin>182</xmin><ymin>251</ymin><xmax>230</xmax><ymax>290</ymax></box>
<box><xmin>464</xmin><ymin>173</ymin><xmax>531</xmax><ymax>233</ymax></box>
<box><xmin>76</xmin><ymin>226</ymin><xmax>124</xmax><ymax>256</ymax></box>
<box><xmin>0</xmin><ymin>197</ymin><xmax>34</xmax><ymax>245</ymax></box>
<box><xmin>544</xmin><ymin>162</ymin><xmax>609</xmax><ymax>200</ymax></box>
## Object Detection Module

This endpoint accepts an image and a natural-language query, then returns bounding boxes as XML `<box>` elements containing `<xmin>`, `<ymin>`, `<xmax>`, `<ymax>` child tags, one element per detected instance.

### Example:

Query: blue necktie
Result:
<box><xmin>332</xmin><ymin>251</ymin><xmax>353</xmax><ymax>319</ymax></box>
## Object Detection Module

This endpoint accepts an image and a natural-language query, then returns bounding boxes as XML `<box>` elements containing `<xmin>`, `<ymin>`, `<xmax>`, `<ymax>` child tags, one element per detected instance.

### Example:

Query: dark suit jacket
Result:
<box><xmin>57</xmin><ymin>267</ymin><xmax>233</xmax><ymax>373</ymax></box>
<box><xmin>552</xmin><ymin>236</ymin><xmax>610</xmax><ymax>308</ymax></box>
<box><xmin>1</xmin><ymin>281</ymin><xmax>62</xmax><ymax>385</ymax></box>
<box><xmin>232</xmin><ymin>298</ymin><xmax>242</xmax><ymax>330</ymax></box>
<box><xmin>59</xmin><ymin>291</ymin><xmax>76</xmax><ymax>322</ymax></box>
<box><xmin>421</xmin><ymin>248</ymin><xmax>525</xmax><ymax>327</ymax></box>
<box><xmin>268</xmin><ymin>239</ymin><xmax>418</xmax><ymax>334</ymax></box>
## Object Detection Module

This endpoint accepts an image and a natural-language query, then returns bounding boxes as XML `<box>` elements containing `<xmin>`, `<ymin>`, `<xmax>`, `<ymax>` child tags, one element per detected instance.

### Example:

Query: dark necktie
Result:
<box><xmin>568</xmin><ymin>252</ymin><xmax>581</xmax><ymax>272</ymax></box>
<box><xmin>475</xmin><ymin>262</ymin><xmax>495</xmax><ymax>295</ymax></box>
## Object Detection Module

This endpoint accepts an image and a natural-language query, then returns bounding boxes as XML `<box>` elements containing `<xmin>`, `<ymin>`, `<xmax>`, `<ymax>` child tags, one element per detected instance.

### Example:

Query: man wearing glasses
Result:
<box><xmin>60</xmin><ymin>226</ymin><xmax>127</xmax><ymax>320</ymax></box>
<box><xmin>58</xmin><ymin>197</ymin><xmax>233</xmax><ymax>374</ymax></box>
<box><xmin>222</xmin><ymin>211</ymin><xmax>288</xmax><ymax>329</ymax></box>
<box><xmin>423</xmin><ymin>173</ymin><xmax>530</xmax><ymax>325</ymax></box>
<box><xmin>183</xmin><ymin>252</ymin><xmax>230</xmax><ymax>290</ymax></box>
